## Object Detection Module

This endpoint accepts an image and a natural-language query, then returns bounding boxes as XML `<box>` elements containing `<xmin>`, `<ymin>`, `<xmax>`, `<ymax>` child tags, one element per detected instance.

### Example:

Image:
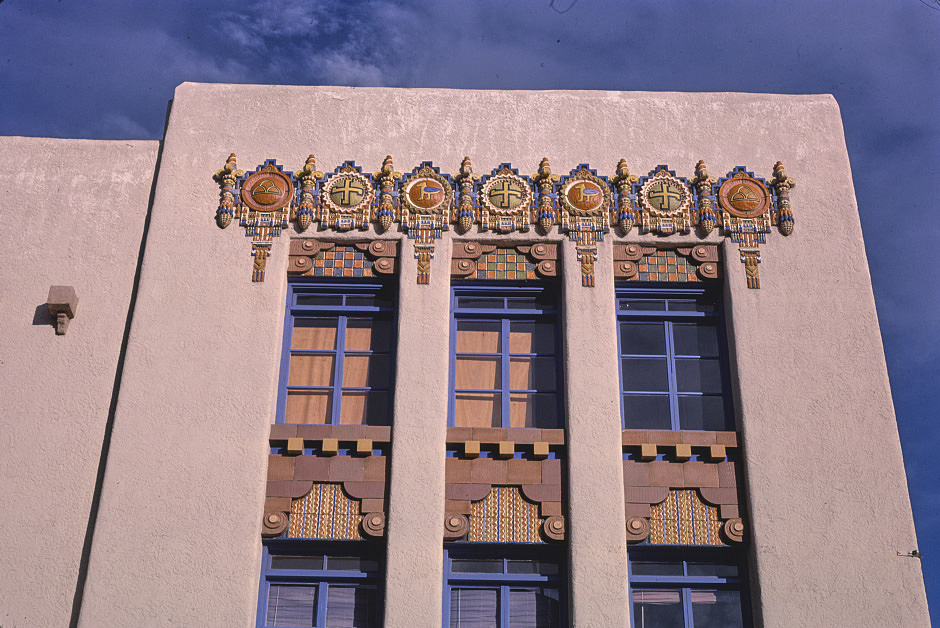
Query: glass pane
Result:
<box><xmin>365</xmin><ymin>391</ymin><xmax>390</xmax><ymax>426</ymax></box>
<box><xmin>346</xmin><ymin>319</ymin><xmax>392</xmax><ymax>352</ymax></box>
<box><xmin>340</xmin><ymin>391</ymin><xmax>389</xmax><ymax>426</ymax></box>
<box><xmin>510</xmin><ymin>321</ymin><xmax>555</xmax><ymax>354</ymax></box>
<box><xmin>678</xmin><ymin>395</ymin><xmax>728</xmax><ymax>431</ymax></box>
<box><xmin>327</xmin><ymin>556</ymin><xmax>379</xmax><ymax>572</ymax></box>
<box><xmin>622</xmin><ymin>394</ymin><xmax>672</xmax><ymax>430</ymax></box>
<box><xmin>619</xmin><ymin>322</ymin><xmax>666</xmax><ymax>355</ymax></box>
<box><xmin>342</xmin><ymin>354</ymin><xmax>391</xmax><ymax>388</ymax></box>
<box><xmin>507</xmin><ymin>297</ymin><xmax>547</xmax><ymax>310</ymax></box>
<box><xmin>451</xmin><ymin>558</ymin><xmax>504</xmax><ymax>573</ymax></box>
<box><xmin>687</xmin><ymin>563</ymin><xmax>739</xmax><ymax>578</ymax></box>
<box><xmin>510</xmin><ymin>357</ymin><xmax>556</xmax><ymax>391</ymax></box>
<box><xmin>509</xmin><ymin>588</ymin><xmax>559</xmax><ymax>628</ymax></box>
<box><xmin>293</xmin><ymin>318</ymin><xmax>338</xmax><ymax>351</ymax></box>
<box><xmin>673</xmin><ymin>323</ymin><xmax>719</xmax><ymax>356</ymax></box>
<box><xmin>619</xmin><ymin>299</ymin><xmax>666</xmax><ymax>311</ymax></box>
<box><xmin>455</xmin><ymin>393</ymin><xmax>500</xmax><ymax>428</ymax></box>
<box><xmin>270</xmin><ymin>555</ymin><xmax>324</xmax><ymax>571</ymax></box>
<box><xmin>457</xmin><ymin>297</ymin><xmax>505</xmax><ymax>310</ymax></box>
<box><xmin>289</xmin><ymin>354</ymin><xmax>335</xmax><ymax>387</ymax></box>
<box><xmin>456</xmin><ymin>356</ymin><xmax>501</xmax><ymax>390</ymax></box>
<box><xmin>631</xmin><ymin>589</ymin><xmax>683</xmax><ymax>628</ymax></box>
<box><xmin>326</xmin><ymin>585</ymin><xmax>376</xmax><ymax>628</ymax></box>
<box><xmin>339</xmin><ymin>391</ymin><xmax>367</xmax><ymax>425</ymax></box>
<box><xmin>510</xmin><ymin>393</ymin><xmax>558</xmax><ymax>429</ymax></box>
<box><xmin>621</xmin><ymin>358</ymin><xmax>669</xmax><ymax>392</ymax></box>
<box><xmin>296</xmin><ymin>295</ymin><xmax>343</xmax><ymax>306</ymax></box>
<box><xmin>267</xmin><ymin>583</ymin><xmax>317</xmax><ymax>627</ymax></box>
<box><xmin>668</xmin><ymin>300</ymin><xmax>715</xmax><ymax>313</ymax></box>
<box><xmin>285</xmin><ymin>391</ymin><xmax>332</xmax><ymax>424</ymax></box>
<box><xmin>630</xmin><ymin>561</ymin><xmax>683</xmax><ymax>576</ymax></box>
<box><xmin>450</xmin><ymin>588</ymin><xmax>498</xmax><ymax>628</ymax></box>
<box><xmin>507</xmin><ymin>560</ymin><xmax>559</xmax><ymax>576</ymax></box>
<box><xmin>344</xmin><ymin>295</ymin><xmax>376</xmax><ymax>307</ymax></box>
<box><xmin>456</xmin><ymin>320</ymin><xmax>501</xmax><ymax>353</ymax></box>
<box><xmin>691</xmin><ymin>589</ymin><xmax>744</xmax><ymax>628</ymax></box>
<box><xmin>675</xmin><ymin>358</ymin><xmax>723</xmax><ymax>393</ymax></box>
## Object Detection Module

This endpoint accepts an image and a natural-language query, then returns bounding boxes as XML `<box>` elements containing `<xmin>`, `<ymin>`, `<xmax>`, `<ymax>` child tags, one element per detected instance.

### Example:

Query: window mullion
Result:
<box><xmin>501</xmin><ymin>317</ymin><xmax>511</xmax><ymax>428</ymax></box>
<box><xmin>682</xmin><ymin>586</ymin><xmax>694</xmax><ymax>628</ymax></box>
<box><xmin>332</xmin><ymin>316</ymin><xmax>347</xmax><ymax>425</ymax></box>
<box><xmin>665</xmin><ymin>320</ymin><xmax>680</xmax><ymax>430</ymax></box>
<box><xmin>316</xmin><ymin>580</ymin><xmax>329</xmax><ymax>628</ymax></box>
<box><xmin>500</xmin><ymin>584</ymin><xmax>511</xmax><ymax>628</ymax></box>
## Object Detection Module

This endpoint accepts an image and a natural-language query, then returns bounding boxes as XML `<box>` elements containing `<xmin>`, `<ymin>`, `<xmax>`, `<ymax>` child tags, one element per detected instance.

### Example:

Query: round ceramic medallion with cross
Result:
<box><xmin>639</xmin><ymin>171</ymin><xmax>691</xmax><ymax>216</ymax></box>
<box><xmin>482</xmin><ymin>172</ymin><xmax>532</xmax><ymax>214</ymax></box>
<box><xmin>322</xmin><ymin>170</ymin><xmax>373</xmax><ymax>214</ymax></box>
<box><xmin>718</xmin><ymin>172</ymin><xmax>771</xmax><ymax>218</ymax></box>
<box><xmin>241</xmin><ymin>166</ymin><xmax>293</xmax><ymax>212</ymax></box>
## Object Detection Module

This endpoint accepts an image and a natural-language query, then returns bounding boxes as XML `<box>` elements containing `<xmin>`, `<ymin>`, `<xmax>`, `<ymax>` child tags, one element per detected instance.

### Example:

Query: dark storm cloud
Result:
<box><xmin>1</xmin><ymin>0</ymin><xmax>938</xmax><ymax>620</ymax></box>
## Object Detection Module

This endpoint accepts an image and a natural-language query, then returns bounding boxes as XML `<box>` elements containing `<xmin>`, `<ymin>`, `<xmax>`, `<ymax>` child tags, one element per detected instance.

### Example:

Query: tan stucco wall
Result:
<box><xmin>60</xmin><ymin>84</ymin><xmax>927</xmax><ymax>627</ymax></box>
<box><xmin>0</xmin><ymin>137</ymin><xmax>158</xmax><ymax>627</ymax></box>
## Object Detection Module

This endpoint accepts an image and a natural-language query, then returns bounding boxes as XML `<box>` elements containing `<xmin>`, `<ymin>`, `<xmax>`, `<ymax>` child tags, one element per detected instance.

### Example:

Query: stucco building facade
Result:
<box><xmin>0</xmin><ymin>84</ymin><xmax>929</xmax><ymax>627</ymax></box>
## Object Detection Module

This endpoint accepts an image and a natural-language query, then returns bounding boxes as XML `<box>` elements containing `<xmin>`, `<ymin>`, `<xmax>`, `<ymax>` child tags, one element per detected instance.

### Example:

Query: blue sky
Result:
<box><xmin>2</xmin><ymin>0</ymin><xmax>938</xmax><ymax>618</ymax></box>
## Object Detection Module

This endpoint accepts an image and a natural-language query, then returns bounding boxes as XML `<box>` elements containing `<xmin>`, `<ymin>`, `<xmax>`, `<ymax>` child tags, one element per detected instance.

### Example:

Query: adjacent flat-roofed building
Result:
<box><xmin>0</xmin><ymin>84</ymin><xmax>930</xmax><ymax>627</ymax></box>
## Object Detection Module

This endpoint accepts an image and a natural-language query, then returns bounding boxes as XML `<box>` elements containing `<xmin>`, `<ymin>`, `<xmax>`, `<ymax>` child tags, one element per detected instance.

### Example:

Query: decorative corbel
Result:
<box><xmin>375</xmin><ymin>155</ymin><xmax>401</xmax><ymax>233</ymax></box>
<box><xmin>293</xmin><ymin>155</ymin><xmax>323</xmax><ymax>232</ymax></box>
<box><xmin>531</xmin><ymin>158</ymin><xmax>559</xmax><ymax>234</ymax></box>
<box><xmin>453</xmin><ymin>157</ymin><xmax>479</xmax><ymax>234</ymax></box>
<box><xmin>770</xmin><ymin>161</ymin><xmax>796</xmax><ymax>235</ymax></box>
<box><xmin>692</xmin><ymin>160</ymin><xmax>719</xmax><ymax>235</ymax></box>
<box><xmin>213</xmin><ymin>153</ymin><xmax>243</xmax><ymax>229</ymax></box>
<box><xmin>611</xmin><ymin>159</ymin><xmax>638</xmax><ymax>234</ymax></box>
<box><xmin>47</xmin><ymin>285</ymin><xmax>78</xmax><ymax>335</ymax></box>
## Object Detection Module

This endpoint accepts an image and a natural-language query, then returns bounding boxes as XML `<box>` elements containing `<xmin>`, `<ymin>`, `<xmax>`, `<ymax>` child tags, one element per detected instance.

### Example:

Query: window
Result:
<box><xmin>449</xmin><ymin>284</ymin><xmax>562</xmax><ymax>429</ymax></box>
<box><xmin>444</xmin><ymin>546</ymin><xmax>565</xmax><ymax>628</ymax></box>
<box><xmin>617</xmin><ymin>287</ymin><xmax>732</xmax><ymax>431</ymax></box>
<box><xmin>279</xmin><ymin>282</ymin><xmax>396</xmax><ymax>425</ymax></box>
<box><xmin>629</xmin><ymin>549</ymin><xmax>749</xmax><ymax>628</ymax></box>
<box><xmin>258</xmin><ymin>543</ymin><xmax>383</xmax><ymax>628</ymax></box>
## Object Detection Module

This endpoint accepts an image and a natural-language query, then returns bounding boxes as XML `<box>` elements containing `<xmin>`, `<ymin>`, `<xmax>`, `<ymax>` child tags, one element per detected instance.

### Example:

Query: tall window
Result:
<box><xmin>449</xmin><ymin>284</ymin><xmax>562</xmax><ymax>429</ymax></box>
<box><xmin>279</xmin><ymin>282</ymin><xmax>395</xmax><ymax>425</ymax></box>
<box><xmin>258</xmin><ymin>543</ymin><xmax>383</xmax><ymax>628</ymax></box>
<box><xmin>629</xmin><ymin>549</ymin><xmax>749</xmax><ymax>628</ymax></box>
<box><xmin>617</xmin><ymin>287</ymin><xmax>732</xmax><ymax>431</ymax></box>
<box><xmin>444</xmin><ymin>546</ymin><xmax>564</xmax><ymax>628</ymax></box>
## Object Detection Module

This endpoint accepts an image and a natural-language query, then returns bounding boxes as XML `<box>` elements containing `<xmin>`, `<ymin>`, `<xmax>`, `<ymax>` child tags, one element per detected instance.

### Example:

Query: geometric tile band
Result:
<box><xmin>633</xmin><ymin>249</ymin><xmax>699</xmax><ymax>282</ymax></box>
<box><xmin>649</xmin><ymin>489</ymin><xmax>723</xmax><ymax>546</ymax></box>
<box><xmin>468</xmin><ymin>486</ymin><xmax>543</xmax><ymax>543</ymax></box>
<box><xmin>288</xmin><ymin>482</ymin><xmax>362</xmax><ymax>540</ymax></box>
<box><xmin>312</xmin><ymin>245</ymin><xmax>374</xmax><ymax>277</ymax></box>
<box><xmin>475</xmin><ymin>248</ymin><xmax>538</xmax><ymax>280</ymax></box>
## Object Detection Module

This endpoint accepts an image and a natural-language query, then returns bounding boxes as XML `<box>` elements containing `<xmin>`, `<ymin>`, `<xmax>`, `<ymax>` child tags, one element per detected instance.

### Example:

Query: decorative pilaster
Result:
<box><xmin>558</xmin><ymin>164</ymin><xmax>612</xmax><ymax>287</ymax></box>
<box><xmin>214</xmin><ymin>156</ymin><xmax>294</xmax><ymax>282</ymax></box>
<box><xmin>400</xmin><ymin>162</ymin><xmax>454</xmax><ymax>284</ymax></box>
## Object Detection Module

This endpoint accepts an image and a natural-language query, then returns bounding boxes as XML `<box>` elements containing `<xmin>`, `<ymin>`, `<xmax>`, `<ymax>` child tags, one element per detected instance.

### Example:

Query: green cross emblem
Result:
<box><xmin>489</xmin><ymin>180</ymin><xmax>524</xmax><ymax>209</ymax></box>
<box><xmin>331</xmin><ymin>178</ymin><xmax>365</xmax><ymax>207</ymax></box>
<box><xmin>648</xmin><ymin>181</ymin><xmax>682</xmax><ymax>211</ymax></box>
